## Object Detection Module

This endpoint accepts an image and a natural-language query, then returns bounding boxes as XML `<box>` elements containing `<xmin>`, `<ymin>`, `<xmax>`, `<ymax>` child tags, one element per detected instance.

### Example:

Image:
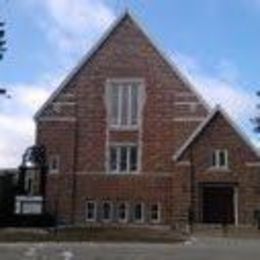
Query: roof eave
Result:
<box><xmin>173</xmin><ymin>105</ymin><xmax>260</xmax><ymax>162</ymax></box>
<box><xmin>34</xmin><ymin>11</ymin><xmax>130</xmax><ymax>121</ymax></box>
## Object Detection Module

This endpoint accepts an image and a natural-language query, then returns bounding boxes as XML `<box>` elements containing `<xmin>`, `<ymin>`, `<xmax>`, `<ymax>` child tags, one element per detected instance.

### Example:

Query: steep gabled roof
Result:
<box><xmin>34</xmin><ymin>10</ymin><xmax>210</xmax><ymax>120</ymax></box>
<box><xmin>173</xmin><ymin>105</ymin><xmax>260</xmax><ymax>161</ymax></box>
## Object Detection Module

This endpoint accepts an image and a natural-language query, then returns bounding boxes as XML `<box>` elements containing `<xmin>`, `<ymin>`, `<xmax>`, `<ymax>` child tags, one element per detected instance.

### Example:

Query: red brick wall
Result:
<box><xmin>179</xmin><ymin>112</ymin><xmax>260</xmax><ymax>225</ymax></box>
<box><xmin>35</xmin><ymin>15</ymin><xmax>260</xmax><ymax>226</ymax></box>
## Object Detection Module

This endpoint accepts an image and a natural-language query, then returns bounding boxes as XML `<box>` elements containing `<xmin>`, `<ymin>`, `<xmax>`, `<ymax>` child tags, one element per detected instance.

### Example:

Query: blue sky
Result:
<box><xmin>0</xmin><ymin>0</ymin><xmax>259</xmax><ymax>167</ymax></box>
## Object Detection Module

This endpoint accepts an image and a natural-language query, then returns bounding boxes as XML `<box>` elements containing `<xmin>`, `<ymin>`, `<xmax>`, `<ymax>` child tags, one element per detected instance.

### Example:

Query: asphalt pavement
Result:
<box><xmin>0</xmin><ymin>236</ymin><xmax>260</xmax><ymax>259</ymax></box>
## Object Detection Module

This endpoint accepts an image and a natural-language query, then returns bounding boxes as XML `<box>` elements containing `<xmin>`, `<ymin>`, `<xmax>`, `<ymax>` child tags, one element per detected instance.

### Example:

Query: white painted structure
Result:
<box><xmin>15</xmin><ymin>196</ymin><xmax>43</xmax><ymax>215</ymax></box>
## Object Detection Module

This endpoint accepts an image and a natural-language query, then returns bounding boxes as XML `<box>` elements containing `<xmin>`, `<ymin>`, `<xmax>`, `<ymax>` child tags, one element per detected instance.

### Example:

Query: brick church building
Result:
<box><xmin>35</xmin><ymin>12</ymin><xmax>260</xmax><ymax>227</ymax></box>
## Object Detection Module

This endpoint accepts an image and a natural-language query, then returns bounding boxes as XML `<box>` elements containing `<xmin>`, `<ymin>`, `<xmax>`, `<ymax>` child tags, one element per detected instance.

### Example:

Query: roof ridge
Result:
<box><xmin>34</xmin><ymin>11</ymin><xmax>130</xmax><ymax>120</ymax></box>
<box><xmin>35</xmin><ymin>11</ymin><xmax>210</xmax><ymax>120</ymax></box>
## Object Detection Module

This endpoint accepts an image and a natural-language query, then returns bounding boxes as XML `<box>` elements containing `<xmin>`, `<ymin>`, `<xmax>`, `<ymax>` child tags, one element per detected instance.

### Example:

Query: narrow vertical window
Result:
<box><xmin>121</xmin><ymin>86</ymin><xmax>129</xmax><ymax>125</ymax></box>
<box><xmin>131</xmin><ymin>84</ymin><xmax>139</xmax><ymax>125</ymax></box>
<box><xmin>129</xmin><ymin>146</ymin><xmax>138</xmax><ymax>171</ymax></box>
<box><xmin>85</xmin><ymin>201</ymin><xmax>96</xmax><ymax>222</ymax></box>
<box><xmin>212</xmin><ymin>150</ymin><xmax>228</xmax><ymax>169</ymax></box>
<box><xmin>111</xmin><ymin>84</ymin><xmax>120</xmax><ymax>125</ymax></box>
<box><xmin>120</xmin><ymin>146</ymin><xmax>128</xmax><ymax>172</ymax></box>
<box><xmin>212</xmin><ymin>152</ymin><xmax>217</xmax><ymax>167</ymax></box>
<box><xmin>110</xmin><ymin>147</ymin><xmax>118</xmax><ymax>172</ymax></box>
<box><xmin>134</xmin><ymin>203</ymin><xmax>144</xmax><ymax>222</ymax></box>
<box><xmin>118</xmin><ymin>202</ymin><xmax>128</xmax><ymax>222</ymax></box>
<box><xmin>150</xmin><ymin>203</ymin><xmax>161</xmax><ymax>223</ymax></box>
<box><xmin>102</xmin><ymin>202</ymin><xmax>112</xmax><ymax>221</ymax></box>
<box><xmin>108</xmin><ymin>81</ymin><xmax>140</xmax><ymax>128</ymax></box>
<box><xmin>219</xmin><ymin>150</ymin><xmax>228</xmax><ymax>167</ymax></box>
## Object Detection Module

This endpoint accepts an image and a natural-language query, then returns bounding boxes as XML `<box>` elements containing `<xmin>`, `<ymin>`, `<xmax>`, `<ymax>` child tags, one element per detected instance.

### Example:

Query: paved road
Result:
<box><xmin>0</xmin><ymin>237</ymin><xmax>260</xmax><ymax>259</ymax></box>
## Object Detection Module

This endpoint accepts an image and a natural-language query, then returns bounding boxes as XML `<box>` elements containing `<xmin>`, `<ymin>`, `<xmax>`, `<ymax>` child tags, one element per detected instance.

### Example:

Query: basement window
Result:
<box><xmin>134</xmin><ymin>203</ymin><xmax>144</xmax><ymax>223</ymax></box>
<box><xmin>117</xmin><ymin>202</ymin><xmax>128</xmax><ymax>222</ymax></box>
<box><xmin>102</xmin><ymin>201</ymin><xmax>113</xmax><ymax>221</ymax></box>
<box><xmin>212</xmin><ymin>150</ymin><xmax>229</xmax><ymax>169</ymax></box>
<box><xmin>109</xmin><ymin>144</ymin><xmax>138</xmax><ymax>173</ymax></box>
<box><xmin>85</xmin><ymin>201</ymin><xmax>96</xmax><ymax>222</ymax></box>
<box><xmin>150</xmin><ymin>203</ymin><xmax>161</xmax><ymax>223</ymax></box>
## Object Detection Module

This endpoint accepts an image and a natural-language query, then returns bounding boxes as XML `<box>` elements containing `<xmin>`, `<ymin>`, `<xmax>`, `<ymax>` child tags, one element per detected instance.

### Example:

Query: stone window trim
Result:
<box><xmin>211</xmin><ymin>149</ymin><xmax>229</xmax><ymax>169</ymax></box>
<box><xmin>105</xmin><ymin>78</ymin><xmax>145</xmax><ymax>131</ymax></box>
<box><xmin>48</xmin><ymin>155</ymin><xmax>60</xmax><ymax>174</ymax></box>
<box><xmin>108</xmin><ymin>142</ymin><xmax>139</xmax><ymax>174</ymax></box>
<box><xmin>85</xmin><ymin>200</ymin><xmax>97</xmax><ymax>222</ymax></box>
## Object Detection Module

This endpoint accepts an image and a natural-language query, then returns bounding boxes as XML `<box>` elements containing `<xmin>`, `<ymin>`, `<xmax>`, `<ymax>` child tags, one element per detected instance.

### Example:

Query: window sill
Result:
<box><xmin>133</xmin><ymin>219</ymin><xmax>144</xmax><ymax>224</ymax></box>
<box><xmin>107</xmin><ymin>171</ymin><xmax>139</xmax><ymax>175</ymax></box>
<box><xmin>150</xmin><ymin>220</ymin><xmax>161</xmax><ymax>224</ymax></box>
<box><xmin>207</xmin><ymin>167</ymin><xmax>231</xmax><ymax>172</ymax></box>
<box><xmin>101</xmin><ymin>219</ymin><xmax>113</xmax><ymax>223</ymax></box>
<box><xmin>109</xmin><ymin>125</ymin><xmax>139</xmax><ymax>131</ymax></box>
<box><xmin>118</xmin><ymin>218</ymin><xmax>128</xmax><ymax>223</ymax></box>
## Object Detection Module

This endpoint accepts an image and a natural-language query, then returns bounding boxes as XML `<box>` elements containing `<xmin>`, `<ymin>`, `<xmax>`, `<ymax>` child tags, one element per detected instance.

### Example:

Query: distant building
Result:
<box><xmin>35</xmin><ymin>12</ymin><xmax>260</xmax><ymax>227</ymax></box>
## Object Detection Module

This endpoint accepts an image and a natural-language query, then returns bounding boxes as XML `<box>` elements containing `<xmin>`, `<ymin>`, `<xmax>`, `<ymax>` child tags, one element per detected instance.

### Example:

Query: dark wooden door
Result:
<box><xmin>202</xmin><ymin>186</ymin><xmax>234</xmax><ymax>224</ymax></box>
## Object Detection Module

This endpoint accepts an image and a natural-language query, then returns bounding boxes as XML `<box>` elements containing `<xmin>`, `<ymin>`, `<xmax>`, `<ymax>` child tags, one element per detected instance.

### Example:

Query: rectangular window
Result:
<box><xmin>134</xmin><ymin>203</ymin><xmax>144</xmax><ymax>223</ymax></box>
<box><xmin>108</xmin><ymin>81</ymin><xmax>140</xmax><ymax>128</ymax></box>
<box><xmin>212</xmin><ymin>150</ymin><xmax>228</xmax><ymax>168</ymax></box>
<box><xmin>49</xmin><ymin>155</ymin><xmax>60</xmax><ymax>174</ymax></box>
<box><xmin>109</xmin><ymin>145</ymin><xmax>138</xmax><ymax>173</ymax></box>
<box><xmin>102</xmin><ymin>202</ymin><xmax>112</xmax><ymax>221</ymax></box>
<box><xmin>110</xmin><ymin>147</ymin><xmax>118</xmax><ymax>172</ymax></box>
<box><xmin>150</xmin><ymin>203</ymin><xmax>161</xmax><ymax>223</ymax></box>
<box><xmin>85</xmin><ymin>201</ymin><xmax>96</xmax><ymax>222</ymax></box>
<box><xmin>111</xmin><ymin>85</ymin><xmax>120</xmax><ymax>125</ymax></box>
<box><xmin>117</xmin><ymin>202</ymin><xmax>128</xmax><ymax>222</ymax></box>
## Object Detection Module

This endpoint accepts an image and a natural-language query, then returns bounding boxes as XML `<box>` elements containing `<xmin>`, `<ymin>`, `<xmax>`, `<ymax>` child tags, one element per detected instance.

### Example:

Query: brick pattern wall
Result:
<box><xmin>180</xmin><ymin>112</ymin><xmax>260</xmax><ymax>225</ymax></box>
<box><xmin>36</xmin><ymin>14</ymin><xmax>259</xmax><ymax>227</ymax></box>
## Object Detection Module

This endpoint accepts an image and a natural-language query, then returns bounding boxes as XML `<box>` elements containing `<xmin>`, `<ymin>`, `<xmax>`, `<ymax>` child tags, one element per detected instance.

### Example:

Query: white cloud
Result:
<box><xmin>45</xmin><ymin>0</ymin><xmax>114</xmax><ymax>32</ymax></box>
<box><xmin>0</xmin><ymin>0</ymin><xmax>116</xmax><ymax>168</ymax></box>
<box><xmin>174</xmin><ymin>53</ymin><xmax>260</xmax><ymax>150</ymax></box>
<box><xmin>173</xmin><ymin>52</ymin><xmax>257</xmax><ymax>135</ymax></box>
<box><xmin>0</xmin><ymin>78</ymin><xmax>58</xmax><ymax>168</ymax></box>
<box><xmin>27</xmin><ymin>0</ymin><xmax>115</xmax><ymax>55</ymax></box>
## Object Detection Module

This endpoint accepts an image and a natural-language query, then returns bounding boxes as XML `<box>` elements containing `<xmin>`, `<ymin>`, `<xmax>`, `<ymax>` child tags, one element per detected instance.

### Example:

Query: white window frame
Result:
<box><xmin>85</xmin><ymin>201</ymin><xmax>97</xmax><ymax>222</ymax></box>
<box><xmin>150</xmin><ymin>203</ymin><xmax>161</xmax><ymax>224</ymax></box>
<box><xmin>49</xmin><ymin>155</ymin><xmax>60</xmax><ymax>174</ymax></box>
<box><xmin>106</xmin><ymin>79</ymin><xmax>144</xmax><ymax>130</ymax></box>
<box><xmin>212</xmin><ymin>149</ymin><xmax>229</xmax><ymax>169</ymax></box>
<box><xmin>117</xmin><ymin>202</ymin><xmax>129</xmax><ymax>223</ymax></box>
<box><xmin>101</xmin><ymin>201</ymin><xmax>113</xmax><ymax>222</ymax></box>
<box><xmin>108</xmin><ymin>143</ymin><xmax>139</xmax><ymax>174</ymax></box>
<box><xmin>133</xmin><ymin>202</ymin><xmax>145</xmax><ymax>223</ymax></box>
